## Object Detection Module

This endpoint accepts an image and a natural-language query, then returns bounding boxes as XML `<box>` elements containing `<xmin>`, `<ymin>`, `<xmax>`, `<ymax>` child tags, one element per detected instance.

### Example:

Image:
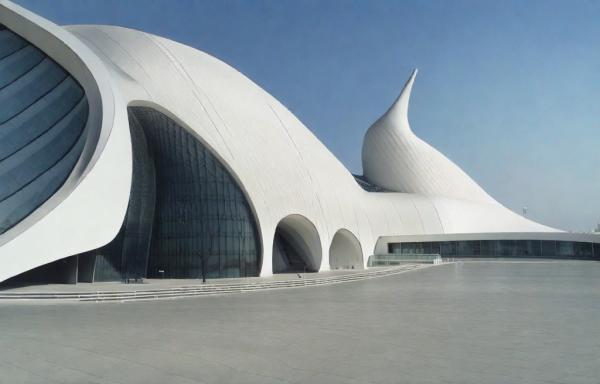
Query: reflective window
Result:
<box><xmin>0</xmin><ymin>27</ymin><xmax>28</xmax><ymax>59</ymax></box>
<box><xmin>90</xmin><ymin>107</ymin><xmax>261</xmax><ymax>281</ymax></box>
<box><xmin>0</xmin><ymin>45</ymin><xmax>45</xmax><ymax>88</ymax></box>
<box><xmin>458</xmin><ymin>241</ymin><xmax>480</xmax><ymax>256</ymax></box>
<box><xmin>440</xmin><ymin>242</ymin><xmax>457</xmax><ymax>257</ymax></box>
<box><xmin>0</xmin><ymin>25</ymin><xmax>87</xmax><ymax>235</ymax></box>
<box><xmin>387</xmin><ymin>239</ymin><xmax>599</xmax><ymax>260</ymax></box>
<box><xmin>541</xmin><ymin>241</ymin><xmax>556</xmax><ymax>257</ymax></box>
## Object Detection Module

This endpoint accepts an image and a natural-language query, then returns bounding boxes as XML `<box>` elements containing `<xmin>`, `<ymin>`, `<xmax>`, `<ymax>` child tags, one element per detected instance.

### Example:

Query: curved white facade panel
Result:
<box><xmin>0</xmin><ymin>1</ymin><xmax>595</xmax><ymax>285</ymax></box>
<box><xmin>0</xmin><ymin>1</ymin><xmax>131</xmax><ymax>282</ymax></box>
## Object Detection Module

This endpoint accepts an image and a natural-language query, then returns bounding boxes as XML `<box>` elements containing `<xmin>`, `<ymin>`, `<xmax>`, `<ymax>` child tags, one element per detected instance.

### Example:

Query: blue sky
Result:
<box><xmin>15</xmin><ymin>0</ymin><xmax>600</xmax><ymax>231</ymax></box>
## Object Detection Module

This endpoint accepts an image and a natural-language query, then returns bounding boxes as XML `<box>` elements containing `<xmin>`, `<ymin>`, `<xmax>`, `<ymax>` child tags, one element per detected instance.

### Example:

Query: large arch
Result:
<box><xmin>81</xmin><ymin>106</ymin><xmax>262</xmax><ymax>281</ymax></box>
<box><xmin>272</xmin><ymin>214</ymin><xmax>321</xmax><ymax>273</ymax></box>
<box><xmin>329</xmin><ymin>229</ymin><xmax>364</xmax><ymax>270</ymax></box>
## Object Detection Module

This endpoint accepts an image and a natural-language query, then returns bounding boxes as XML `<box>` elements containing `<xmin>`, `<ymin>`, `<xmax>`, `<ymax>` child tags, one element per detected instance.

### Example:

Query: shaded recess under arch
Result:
<box><xmin>77</xmin><ymin>106</ymin><xmax>262</xmax><ymax>282</ymax></box>
<box><xmin>272</xmin><ymin>214</ymin><xmax>321</xmax><ymax>273</ymax></box>
<box><xmin>329</xmin><ymin>229</ymin><xmax>364</xmax><ymax>270</ymax></box>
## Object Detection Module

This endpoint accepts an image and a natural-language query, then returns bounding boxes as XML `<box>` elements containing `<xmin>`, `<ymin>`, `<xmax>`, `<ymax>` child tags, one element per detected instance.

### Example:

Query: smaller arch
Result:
<box><xmin>329</xmin><ymin>229</ymin><xmax>364</xmax><ymax>270</ymax></box>
<box><xmin>272</xmin><ymin>214</ymin><xmax>321</xmax><ymax>273</ymax></box>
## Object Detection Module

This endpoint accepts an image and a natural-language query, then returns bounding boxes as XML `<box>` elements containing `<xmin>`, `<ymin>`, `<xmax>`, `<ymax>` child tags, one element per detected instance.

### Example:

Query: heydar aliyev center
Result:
<box><xmin>0</xmin><ymin>1</ymin><xmax>598</xmax><ymax>285</ymax></box>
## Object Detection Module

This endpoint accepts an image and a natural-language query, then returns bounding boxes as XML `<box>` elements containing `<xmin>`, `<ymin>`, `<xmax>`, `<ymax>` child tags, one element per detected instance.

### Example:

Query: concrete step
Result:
<box><xmin>0</xmin><ymin>264</ymin><xmax>428</xmax><ymax>302</ymax></box>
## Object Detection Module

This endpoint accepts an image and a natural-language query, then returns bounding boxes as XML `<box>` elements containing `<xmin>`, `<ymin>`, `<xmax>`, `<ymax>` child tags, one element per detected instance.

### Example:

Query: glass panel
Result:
<box><xmin>388</xmin><ymin>243</ymin><xmax>401</xmax><ymax>254</ymax></box>
<box><xmin>556</xmin><ymin>241</ymin><xmax>575</xmax><ymax>257</ymax></box>
<box><xmin>526</xmin><ymin>240</ymin><xmax>542</xmax><ymax>258</ymax></box>
<box><xmin>0</xmin><ymin>59</ymin><xmax>66</xmax><ymax>123</ymax></box>
<box><xmin>439</xmin><ymin>242</ymin><xmax>457</xmax><ymax>257</ymax></box>
<box><xmin>386</xmin><ymin>240</ymin><xmax>598</xmax><ymax>261</ymax></box>
<box><xmin>0</xmin><ymin>128</ymin><xmax>86</xmax><ymax>233</ymax></box>
<box><xmin>541</xmin><ymin>241</ymin><xmax>556</xmax><ymax>257</ymax></box>
<box><xmin>573</xmin><ymin>242</ymin><xmax>593</xmax><ymax>259</ymax></box>
<box><xmin>0</xmin><ymin>77</ymin><xmax>83</xmax><ymax>159</ymax></box>
<box><xmin>91</xmin><ymin>107</ymin><xmax>261</xmax><ymax>281</ymax></box>
<box><xmin>0</xmin><ymin>26</ymin><xmax>87</xmax><ymax>235</ymax></box>
<box><xmin>458</xmin><ymin>241</ymin><xmax>480</xmax><ymax>256</ymax></box>
<box><xmin>480</xmin><ymin>240</ymin><xmax>494</xmax><ymax>257</ymax></box>
<box><xmin>0</xmin><ymin>45</ymin><xmax>45</xmax><ymax>88</ymax></box>
<box><xmin>0</xmin><ymin>99</ymin><xmax>87</xmax><ymax>200</ymax></box>
<box><xmin>0</xmin><ymin>29</ymin><xmax>28</xmax><ymax>59</ymax></box>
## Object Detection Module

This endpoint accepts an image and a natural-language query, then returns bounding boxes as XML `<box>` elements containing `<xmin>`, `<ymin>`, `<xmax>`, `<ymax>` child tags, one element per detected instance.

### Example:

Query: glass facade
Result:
<box><xmin>0</xmin><ymin>24</ymin><xmax>88</xmax><ymax>235</ymax></box>
<box><xmin>388</xmin><ymin>240</ymin><xmax>600</xmax><ymax>260</ymax></box>
<box><xmin>89</xmin><ymin>107</ymin><xmax>261</xmax><ymax>281</ymax></box>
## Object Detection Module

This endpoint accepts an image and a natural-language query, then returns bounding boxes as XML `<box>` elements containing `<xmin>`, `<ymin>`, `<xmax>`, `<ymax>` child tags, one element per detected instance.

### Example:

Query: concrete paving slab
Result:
<box><xmin>0</xmin><ymin>261</ymin><xmax>599</xmax><ymax>384</ymax></box>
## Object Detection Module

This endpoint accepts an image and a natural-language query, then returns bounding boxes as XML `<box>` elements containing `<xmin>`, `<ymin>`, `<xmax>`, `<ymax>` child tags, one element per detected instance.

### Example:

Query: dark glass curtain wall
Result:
<box><xmin>0</xmin><ymin>24</ymin><xmax>88</xmax><ymax>235</ymax></box>
<box><xmin>388</xmin><ymin>240</ymin><xmax>599</xmax><ymax>260</ymax></box>
<box><xmin>91</xmin><ymin>107</ymin><xmax>261</xmax><ymax>281</ymax></box>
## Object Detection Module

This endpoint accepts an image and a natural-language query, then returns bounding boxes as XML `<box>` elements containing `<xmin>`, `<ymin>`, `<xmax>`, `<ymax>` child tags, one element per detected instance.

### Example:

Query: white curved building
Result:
<box><xmin>0</xmin><ymin>1</ymin><xmax>598</xmax><ymax>285</ymax></box>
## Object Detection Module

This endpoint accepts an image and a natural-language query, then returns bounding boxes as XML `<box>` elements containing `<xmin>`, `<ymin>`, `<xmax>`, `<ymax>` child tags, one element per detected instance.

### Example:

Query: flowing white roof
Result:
<box><xmin>0</xmin><ymin>0</ymin><xmax>569</xmax><ymax>284</ymax></box>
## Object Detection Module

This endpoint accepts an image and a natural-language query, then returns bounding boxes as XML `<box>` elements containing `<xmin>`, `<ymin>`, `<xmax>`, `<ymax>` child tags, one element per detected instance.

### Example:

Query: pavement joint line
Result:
<box><xmin>0</xmin><ymin>263</ymin><xmax>440</xmax><ymax>303</ymax></box>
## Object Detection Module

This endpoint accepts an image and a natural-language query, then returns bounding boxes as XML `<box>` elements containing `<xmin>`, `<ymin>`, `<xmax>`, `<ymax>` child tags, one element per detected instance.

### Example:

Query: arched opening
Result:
<box><xmin>272</xmin><ymin>215</ymin><xmax>321</xmax><ymax>273</ymax></box>
<box><xmin>329</xmin><ymin>229</ymin><xmax>364</xmax><ymax>270</ymax></box>
<box><xmin>78</xmin><ymin>106</ymin><xmax>262</xmax><ymax>281</ymax></box>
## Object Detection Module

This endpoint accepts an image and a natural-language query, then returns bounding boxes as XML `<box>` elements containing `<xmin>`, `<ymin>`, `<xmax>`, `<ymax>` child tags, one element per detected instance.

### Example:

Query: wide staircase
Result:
<box><xmin>0</xmin><ymin>264</ymin><xmax>426</xmax><ymax>303</ymax></box>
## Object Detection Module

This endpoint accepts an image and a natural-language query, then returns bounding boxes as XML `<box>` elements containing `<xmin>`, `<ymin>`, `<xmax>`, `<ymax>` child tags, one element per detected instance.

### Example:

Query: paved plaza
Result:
<box><xmin>1</xmin><ymin>261</ymin><xmax>599</xmax><ymax>384</ymax></box>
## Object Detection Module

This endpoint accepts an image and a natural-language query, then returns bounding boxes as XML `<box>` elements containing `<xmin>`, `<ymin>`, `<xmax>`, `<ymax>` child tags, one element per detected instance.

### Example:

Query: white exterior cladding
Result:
<box><xmin>363</xmin><ymin>69</ymin><xmax>498</xmax><ymax>205</ymax></box>
<box><xmin>0</xmin><ymin>1</ymin><xmax>572</xmax><ymax>283</ymax></box>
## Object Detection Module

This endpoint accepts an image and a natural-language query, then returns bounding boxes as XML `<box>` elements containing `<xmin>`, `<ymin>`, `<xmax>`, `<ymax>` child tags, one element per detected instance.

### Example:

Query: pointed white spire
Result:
<box><xmin>381</xmin><ymin>68</ymin><xmax>418</xmax><ymax>133</ymax></box>
<box><xmin>363</xmin><ymin>67</ymin><xmax>500</xmax><ymax>205</ymax></box>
